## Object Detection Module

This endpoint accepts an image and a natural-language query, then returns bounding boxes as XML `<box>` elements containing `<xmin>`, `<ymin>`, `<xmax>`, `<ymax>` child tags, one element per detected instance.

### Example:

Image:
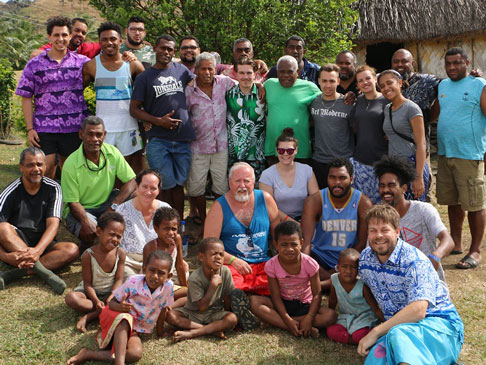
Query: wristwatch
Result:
<box><xmin>111</xmin><ymin>203</ymin><xmax>118</xmax><ymax>210</ymax></box>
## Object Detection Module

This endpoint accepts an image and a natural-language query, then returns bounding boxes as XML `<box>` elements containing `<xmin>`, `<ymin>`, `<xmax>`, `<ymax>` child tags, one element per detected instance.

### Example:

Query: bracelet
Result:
<box><xmin>228</xmin><ymin>256</ymin><xmax>235</xmax><ymax>265</ymax></box>
<box><xmin>428</xmin><ymin>253</ymin><xmax>441</xmax><ymax>262</ymax></box>
<box><xmin>283</xmin><ymin>215</ymin><xmax>289</xmax><ymax>222</ymax></box>
<box><xmin>27</xmin><ymin>128</ymin><xmax>34</xmax><ymax>132</ymax></box>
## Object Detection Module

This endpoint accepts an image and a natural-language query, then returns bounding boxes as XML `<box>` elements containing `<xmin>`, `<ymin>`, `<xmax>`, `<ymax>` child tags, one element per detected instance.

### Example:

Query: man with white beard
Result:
<box><xmin>204</xmin><ymin>162</ymin><xmax>279</xmax><ymax>329</ymax></box>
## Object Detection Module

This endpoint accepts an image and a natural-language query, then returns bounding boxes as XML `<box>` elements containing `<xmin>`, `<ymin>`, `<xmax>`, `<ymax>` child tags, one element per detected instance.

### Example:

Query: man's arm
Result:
<box><xmin>109</xmin><ymin>178</ymin><xmax>136</xmax><ymax>209</ymax></box>
<box><xmin>301</xmin><ymin>192</ymin><xmax>322</xmax><ymax>255</ymax></box>
<box><xmin>21</xmin><ymin>97</ymin><xmax>40</xmax><ymax>148</ymax></box>
<box><xmin>262</xmin><ymin>191</ymin><xmax>280</xmax><ymax>243</ymax></box>
<box><xmin>82</xmin><ymin>59</ymin><xmax>96</xmax><ymax>88</ymax></box>
<box><xmin>130</xmin><ymin>60</ymin><xmax>145</xmax><ymax>79</ymax></box>
<box><xmin>480</xmin><ymin>86</ymin><xmax>486</xmax><ymax>116</ymax></box>
<box><xmin>129</xmin><ymin>100</ymin><xmax>181</xmax><ymax>129</ymax></box>
<box><xmin>429</xmin><ymin>230</ymin><xmax>454</xmax><ymax>270</ymax></box>
<box><xmin>354</xmin><ymin>195</ymin><xmax>372</xmax><ymax>252</ymax></box>
<box><xmin>68</xmin><ymin>202</ymin><xmax>97</xmax><ymax>242</ymax></box>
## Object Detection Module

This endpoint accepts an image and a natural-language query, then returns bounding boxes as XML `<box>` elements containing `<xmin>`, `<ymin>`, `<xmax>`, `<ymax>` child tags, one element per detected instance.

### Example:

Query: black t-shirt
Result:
<box><xmin>337</xmin><ymin>77</ymin><xmax>359</xmax><ymax>95</ymax></box>
<box><xmin>131</xmin><ymin>62</ymin><xmax>195</xmax><ymax>142</ymax></box>
<box><xmin>0</xmin><ymin>177</ymin><xmax>62</xmax><ymax>245</ymax></box>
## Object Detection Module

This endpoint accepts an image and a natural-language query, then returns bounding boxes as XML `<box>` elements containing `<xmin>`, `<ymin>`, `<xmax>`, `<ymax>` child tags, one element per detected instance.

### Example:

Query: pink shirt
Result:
<box><xmin>185</xmin><ymin>75</ymin><xmax>237</xmax><ymax>154</ymax></box>
<box><xmin>265</xmin><ymin>253</ymin><xmax>319</xmax><ymax>303</ymax></box>
<box><xmin>113</xmin><ymin>274</ymin><xmax>174</xmax><ymax>333</ymax></box>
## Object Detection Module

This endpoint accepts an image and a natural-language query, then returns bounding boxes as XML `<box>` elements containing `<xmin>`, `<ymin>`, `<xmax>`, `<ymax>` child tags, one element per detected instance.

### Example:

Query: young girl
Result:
<box><xmin>143</xmin><ymin>207</ymin><xmax>188</xmax><ymax>308</ymax></box>
<box><xmin>67</xmin><ymin>250</ymin><xmax>174</xmax><ymax>365</ymax></box>
<box><xmin>327</xmin><ymin>248</ymin><xmax>384</xmax><ymax>344</ymax></box>
<box><xmin>65</xmin><ymin>212</ymin><xmax>126</xmax><ymax>333</ymax></box>
<box><xmin>378</xmin><ymin>69</ymin><xmax>429</xmax><ymax>201</ymax></box>
<box><xmin>250</xmin><ymin>221</ymin><xmax>336</xmax><ymax>337</ymax></box>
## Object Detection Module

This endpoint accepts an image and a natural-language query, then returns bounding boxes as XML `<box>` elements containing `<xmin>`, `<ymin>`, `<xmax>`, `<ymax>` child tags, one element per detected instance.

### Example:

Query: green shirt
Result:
<box><xmin>119</xmin><ymin>43</ymin><xmax>155</xmax><ymax>67</ymax></box>
<box><xmin>61</xmin><ymin>143</ymin><xmax>136</xmax><ymax>218</ymax></box>
<box><xmin>264</xmin><ymin>78</ymin><xmax>321</xmax><ymax>159</ymax></box>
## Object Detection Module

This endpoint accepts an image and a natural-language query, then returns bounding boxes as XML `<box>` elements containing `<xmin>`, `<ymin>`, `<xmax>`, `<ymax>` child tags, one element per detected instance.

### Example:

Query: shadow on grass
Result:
<box><xmin>18</xmin><ymin>301</ymin><xmax>76</xmax><ymax>333</ymax></box>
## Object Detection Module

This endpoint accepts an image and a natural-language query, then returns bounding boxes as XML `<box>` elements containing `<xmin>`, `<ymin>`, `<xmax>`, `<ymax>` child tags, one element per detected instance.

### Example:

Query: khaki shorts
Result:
<box><xmin>186</xmin><ymin>150</ymin><xmax>228</xmax><ymax>196</ymax></box>
<box><xmin>105</xmin><ymin>129</ymin><xmax>143</xmax><ymax>156</ymax></box>
<box><xmin>175</xmin><ymin>307</ymin><xmax>231</xmax><ymax>325</ymax></box>
<box><xmin>436</xmin><ymin>156</ymin><xmax>486</xmax><ymax>211</ymax></box>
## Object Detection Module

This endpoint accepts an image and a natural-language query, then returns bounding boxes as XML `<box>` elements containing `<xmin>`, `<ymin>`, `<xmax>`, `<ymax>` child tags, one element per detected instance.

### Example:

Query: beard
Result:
<box><xmin>234</xmin><ymin>189</ymin><xmax>250</xmax><ymax>202</ymax></box>
<box><xmin>127</xmin><ymin>33</ymin><xmax>143</xmax><ymax>46</ymax></box>
<box><xmin>330</xmin><ymin>184</ymin><xmax>351</xmax><ymax>199</ymax></box>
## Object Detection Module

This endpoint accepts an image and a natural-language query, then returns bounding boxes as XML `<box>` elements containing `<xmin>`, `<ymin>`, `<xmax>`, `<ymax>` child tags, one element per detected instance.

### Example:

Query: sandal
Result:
<box><xmin>230</xmin><ymin>289</ymin><xmax>258</xmax><ymax>331</ymax></box>
<box><xmin>456</xmin><ymin>255</ymin><xmax>479</xmax><ymax>270</ymax></box>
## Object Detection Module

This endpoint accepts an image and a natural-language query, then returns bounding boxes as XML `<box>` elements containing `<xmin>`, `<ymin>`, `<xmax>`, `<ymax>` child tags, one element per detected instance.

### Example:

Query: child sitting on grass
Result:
<box><xmin>166</xmin><ymin>237</ymin><xmax>238</xmax><ymax>342</ymax></box>
<box><xmin>250</xmin><ymin>221</ymin><xmax>336</xmax><ymax>337</ymax></box>
<box><xmin>143</xmin><ymin>207</ymin><xmax>189</xmax><ymax>308</ymax></box>
<box><xmin>67</xmin><ymin>250</ymin><xmax>174</xmax><ymax>365</ymax></box>
<box><xmin>327</xmin><ymin>248</ymin><xmax>384</xmax><ymax>344</ymax></box>
<box><xmin>65</xmin><ymin>212</ymin><xmax>126</xmax><ymax>333</ymax></box>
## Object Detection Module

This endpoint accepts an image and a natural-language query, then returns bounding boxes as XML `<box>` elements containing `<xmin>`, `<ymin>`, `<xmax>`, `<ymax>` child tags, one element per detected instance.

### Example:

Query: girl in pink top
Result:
<box><xmin>250</xmin><ymin>221</ymin><xmax>337</xmax><ymax>337</ymax></box>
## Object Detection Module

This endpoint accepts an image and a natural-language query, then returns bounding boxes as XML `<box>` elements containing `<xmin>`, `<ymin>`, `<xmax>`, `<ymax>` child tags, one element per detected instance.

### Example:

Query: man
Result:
<box><xmin>310</xmin><ymin>64</ymin><xmax>354</xmax><ymax>189</ymax></box>
<box><xmin>185</xmin><ymin>52</ymin><xmax>236</xmax><ymax>224</ymax></box>
<box><xmin>336</xmin><ymin>50</ymin><xmax>358</xmax><ymax>95</ymax></box>
<box><xmin>375</xmin><ymin>155</ymin><xmax>454</xmax><ymax>281</ymax></box>
<box><xmin>31</xmin><ymin>17</ymin><xmax>101</xmax><ymax>59</ymax></box>
<box><xmin>264</xmin><ymin>55</ymin><xmax>321</xmax><ymax>164</ymax></box>
<box><xmin>61</xmin><ymin>116</ymin><xmax>136</xmax><ymax>249</ymax></box>
<box><xmin>204</xmin><ymin>163</ymin><xmax>279</xmax><ymax>327</ymax></box>
<box><xmin>266</xmin><ymin>35</ymin><xmax>320</xmax><ymax>86</ymax></box>
<box><xmin>119</xmin><ymin>16</ymin><xmax>155</xmax><ymax>68</ymax></box>
<box><xmin>217</xmin><ymin>38</ymin><xmax>268</xmax><ymax>82</ymax></box>
<box><xmin>83</xmin><ymin>22</ymin><xmax>145</xmax><ymax>174</ymax></box>
<box><xmin>436</xmin><ymin>47</ymin><xmax>486</xmax><ymax>269</ymax></box>
<box><xmin>227</xmin><ymin>57</ymin><xmax>266</xmax><ymax>181</ymax></box>
<box><xmin>16</xmin><ymin>16</ymin><xmax>89</xmax><ymax>179</ymax></box>
<box><xmin>0</xmin><ymin>147</ymin><xmax>78</xmax><ymax>294</ymax></box>
<box><xmin>130</xmin><ymin>35</ymin><xmax>195</xmax><ymax>218</ymax></box>
<box><xmin>357</xmin><ymin>204</ymin><xmax>463</xmax><ymax>364</ymax></box>
<box><xmin>301</xmin><ymin>158</ymin><xmax>371</xmax><ymax>290</ymax></box>
<box><xmin>178</xmin><ymin>35</ymin><xmax>201</xmax><ymax>72</ymax></box>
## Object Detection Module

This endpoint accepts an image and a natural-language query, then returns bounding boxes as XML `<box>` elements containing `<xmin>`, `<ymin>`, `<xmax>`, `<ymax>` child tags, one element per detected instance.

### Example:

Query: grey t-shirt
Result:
<box><xmin>383</xmin><ymin>99</ymin><xmax>422</xmax><ymax>158</ymax></box>
<box><xmin>351</xmin><ymin>95</ymin><xmax>389</xmax><ymax>165</ymax></box>
<box><xmin>310</xmin><ymin>95</ymin><xmax>354</xmax><ymax>163</ymax></box>
<box><xmin>400</xmin><ymin>200</ymin><xmax>447</xmax><ymax>282</ymax></box>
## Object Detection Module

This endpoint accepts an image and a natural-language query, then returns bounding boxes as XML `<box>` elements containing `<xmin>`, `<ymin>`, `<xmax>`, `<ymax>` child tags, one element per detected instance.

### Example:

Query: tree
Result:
<box><xmin>89</xmin><ymin>0</ymin><xmax>357</xmax><ymax>65</ymax></box>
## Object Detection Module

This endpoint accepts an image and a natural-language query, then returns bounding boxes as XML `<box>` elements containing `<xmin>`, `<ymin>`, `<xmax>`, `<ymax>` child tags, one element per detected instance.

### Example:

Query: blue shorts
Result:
<box><xmin>146</xmin><ymin>138</ymin><xmax>192</xmax><ymax>190</ymax></box>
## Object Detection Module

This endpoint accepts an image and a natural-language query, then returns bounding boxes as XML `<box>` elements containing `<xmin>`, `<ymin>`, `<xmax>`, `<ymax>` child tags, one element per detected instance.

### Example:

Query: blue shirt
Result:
<box><xmin>359</xmin><ymin>239</ymin><xmax>462</xmax><ymax>329</ymax></box>
<box><xmin>438</xmin><ymin>76</ymin><xmax>486</xmax><ymax>160</ymax></box>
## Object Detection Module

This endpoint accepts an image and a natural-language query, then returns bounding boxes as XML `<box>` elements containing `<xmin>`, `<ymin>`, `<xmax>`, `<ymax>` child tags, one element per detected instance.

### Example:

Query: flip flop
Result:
<box><xmin>456</xmin><ymin>255</ymin><xmax>479</xmax><ymax>270</ymax></box>
<box><xmin>450</xmin><ymin>250</ymin><xmax>464</xmax><ymax>255</ymax></box>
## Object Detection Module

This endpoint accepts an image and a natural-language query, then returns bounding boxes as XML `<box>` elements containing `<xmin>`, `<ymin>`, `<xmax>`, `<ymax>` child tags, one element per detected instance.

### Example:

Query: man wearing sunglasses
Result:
<box><xmin>204</xmin><ymin>162</ymin><xmax>279</xmax><ymax>329</ymax></box>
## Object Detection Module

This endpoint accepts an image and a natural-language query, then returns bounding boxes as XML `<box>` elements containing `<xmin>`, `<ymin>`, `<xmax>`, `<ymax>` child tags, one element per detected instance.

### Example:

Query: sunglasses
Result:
<box><xmin>277</xmin><ymin>147</ymin><xmax>295</xmax><ymax>155</ymax></box>
<box><xmin>245</xmin><ymin>228</ymin><xmax>255</xmax><ymax>248</ymax></box>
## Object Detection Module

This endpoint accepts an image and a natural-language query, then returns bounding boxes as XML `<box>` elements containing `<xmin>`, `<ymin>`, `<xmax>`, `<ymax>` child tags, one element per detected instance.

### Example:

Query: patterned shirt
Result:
<box><xmin>113</xmin><ymin>274</ymin><xmax>174</xmax><ymax>333</ymax></box>
<box><xmin>402</xmin><ymin>73</ymin><xmax>441</xmax><ymax>124</ymax></box>
<box><xmin>119</xmin><ymin>43</ymin><xmax>155</xmax><ymax>69</ymax></box>
<box><xmin>359</xmin><ymin>238</ymin><xmax>459</xmax><ymax>322</ymax></box>
<box><xmin>15</xmin><ymin>50</ymin><xmax>89</xmax><ymax>134</ymax></box>
<box><xmin>185</xmin><ymin>75</ymin><xmax>237</xmax><ymax>154</ymax></box>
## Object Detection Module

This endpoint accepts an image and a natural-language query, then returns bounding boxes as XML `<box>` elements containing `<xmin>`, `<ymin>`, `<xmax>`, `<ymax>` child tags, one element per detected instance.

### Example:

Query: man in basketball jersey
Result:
<box><xmin>301</xmin><ymin>158</ymin><xmax>372</xmax><ymax>290</ymax></box>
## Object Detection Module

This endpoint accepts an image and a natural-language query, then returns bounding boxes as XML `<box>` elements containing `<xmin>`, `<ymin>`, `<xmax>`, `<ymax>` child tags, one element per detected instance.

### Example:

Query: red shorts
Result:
<box><xmin>97</xmin><ymin>307</ymin><xmax>135</xmax><ymax>355</ymax></box>
<box><xmin>227</xmin><ymin>261</ymin><xmax>270</xmax><ymax>296</ymax></box>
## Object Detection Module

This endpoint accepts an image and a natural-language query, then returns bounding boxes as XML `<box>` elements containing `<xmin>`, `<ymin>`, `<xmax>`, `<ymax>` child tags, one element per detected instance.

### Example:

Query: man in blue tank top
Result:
<box><xmin>205</xmin><ymin>162</ymin><xmax>279</xmax><ymax>329</ymax></box>
<box><xmin>302</xmin><ymin>158</ymin><xmax>372</xmax><ymax>291</ymax></box>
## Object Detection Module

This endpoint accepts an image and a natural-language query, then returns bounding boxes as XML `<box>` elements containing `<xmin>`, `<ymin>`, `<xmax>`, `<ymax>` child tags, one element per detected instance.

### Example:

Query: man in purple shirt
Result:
<box><xmin>16</xmin><ymin>16</ymin><xmax>89</xmax><ymax>179</ymax></box>
<box><xmin>185</xmin><ymin>52</ymin><xmax>237</xmax><ymax>224</ymax></box>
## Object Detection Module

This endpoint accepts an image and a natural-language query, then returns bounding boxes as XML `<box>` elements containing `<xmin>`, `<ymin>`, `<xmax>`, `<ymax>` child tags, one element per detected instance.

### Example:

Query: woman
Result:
<box><xmin>351</xmin><ymin>65</ymin><xmax>389</xmax><ymax>203</ymax></box>
<box><xmin>378</xmin><ymin>69</ymin><xmax>429</xmax><ymax>200</ymax></box>
<box><xmin>116</xmin><ymin>169</ymin><xmax>170</xmax><ymax>278</ymax></box>
<box><xmin>259</xmin><ymin>128</ymin><xmax>319</xmax><ymax>221</ymax></box>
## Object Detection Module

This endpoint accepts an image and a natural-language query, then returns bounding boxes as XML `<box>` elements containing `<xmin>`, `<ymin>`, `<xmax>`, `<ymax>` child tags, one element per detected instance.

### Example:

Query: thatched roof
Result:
<box><xmin>357</xmin><ymin>0</ymin><xmax>486</xmax><ymax>43</ymax></box>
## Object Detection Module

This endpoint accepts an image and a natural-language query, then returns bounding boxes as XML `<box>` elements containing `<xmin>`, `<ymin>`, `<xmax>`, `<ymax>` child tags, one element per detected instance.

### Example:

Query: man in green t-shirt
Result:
<box><xmin>61</xmin><ymin>116</ymin><xmax>136</xmax><ymax>249</ymax></box>
<box><xmin>119</xmin><ymin>16</ymin><xmax>155</xmax><ymax>68</ymax></box>
<box><xmin>264</xmin><ymin>55</ymin><xmax>321</xmax><ymax>164</ymax></box>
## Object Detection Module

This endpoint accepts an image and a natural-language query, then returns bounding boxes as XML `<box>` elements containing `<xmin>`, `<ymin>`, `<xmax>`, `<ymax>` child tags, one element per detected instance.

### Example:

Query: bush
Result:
<box><xmin>84</xmin><ymin>83</ymin><xmax>96</xmax><ymax>116</ymax></box>
<box><xmin>0</xmin><ymin>59</ymin><xmax>16</xmax><ymax>139</ymax></box>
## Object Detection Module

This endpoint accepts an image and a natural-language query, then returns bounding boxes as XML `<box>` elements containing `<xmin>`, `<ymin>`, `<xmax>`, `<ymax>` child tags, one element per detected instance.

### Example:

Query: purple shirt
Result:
<box><xmin>185</xmin><ymin>75</ymin><xmax>236</xmax><ymax>154</ymax></box>
<box><xmin>15</xmin><ymin>50</ymin><xmax>89</xmax><ymax>133</ymax></box>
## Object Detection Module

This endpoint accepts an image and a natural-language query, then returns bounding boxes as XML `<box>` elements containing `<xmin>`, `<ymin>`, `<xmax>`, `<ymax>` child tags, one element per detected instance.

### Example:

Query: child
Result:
<box><xmin>65</xmin><ymin>212</ymin><xmax>126</xmax><ymax>333</ymax></box>
<box><xmin>67</xmin><ymin>250</ymin><xmax>174</xmax><ymax>365</ymax></box>
<box><xmin>143</xmin><ymin>207</ymin><xmax>189</xmax><ymax>308</ymax></box>
<box><xmin>166</xmin><ymin>237</ymin><xmax>238</xmax><ymax>342</ymax></box>
<box><xmin>327</xmin><ymin>248</ymin><xmax>384</xmax><ymax>344</ymax></box>
<box><xmin>250</xmin><ymin>221</ymin><xmax>337</xmax><ymax>337</ymax></box>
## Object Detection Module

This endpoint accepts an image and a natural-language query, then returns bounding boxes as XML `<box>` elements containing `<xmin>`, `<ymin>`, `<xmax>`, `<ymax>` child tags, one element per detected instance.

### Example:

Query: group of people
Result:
<box><xmin>0</xmin><ymin>12</ymin><xmax>482</xmax><ymax>364</ymax></box>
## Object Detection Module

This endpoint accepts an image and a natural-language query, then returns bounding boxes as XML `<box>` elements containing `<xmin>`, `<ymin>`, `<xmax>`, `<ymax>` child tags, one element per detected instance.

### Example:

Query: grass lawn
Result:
<box><xmin>0</xmin><ymin>142</ymin><xmax>485</xmax><ymax>364</ymax></box>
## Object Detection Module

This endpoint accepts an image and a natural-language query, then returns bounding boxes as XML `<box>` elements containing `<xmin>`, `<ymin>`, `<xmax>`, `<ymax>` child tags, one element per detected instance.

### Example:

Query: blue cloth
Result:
<box><xmin>351</xmin><ymin>158</ymin><xmax>381</xmax><ymax>204</ymax></box>
<box><xmin>218</xmin><ymin>190</ymin><xmax>270</xmax><ymax>263</ymax></box>
<box><xmin>311</xmin><ymin>188</ymin><xmax>361</xmax><ymax>269</ymax></box>
<box><xmin>146</xmin><ymin>138</ymin><xmax>191</xmax><ymax>189</ymax></box>
<box><xmin>438</xmin><ymin>75</ymin><xmax>486</xmax><ymax>160</ymax></box>
<box><xmin>403</xmin><ymin>73</ymin><xmax>441</xmax><ymax>126</ymax></box>
<box><xmin>404</xmin><ymin>155</ymin><xmax>431</xmax><ymax>202</ymax></box>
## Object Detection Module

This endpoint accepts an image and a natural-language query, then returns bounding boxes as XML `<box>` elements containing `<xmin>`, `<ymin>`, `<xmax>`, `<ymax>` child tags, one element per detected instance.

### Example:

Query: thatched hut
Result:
<box><xmin>354</xmin><ymin>0</ymin><xmax>486</xmax><ymax>77</ymax></box>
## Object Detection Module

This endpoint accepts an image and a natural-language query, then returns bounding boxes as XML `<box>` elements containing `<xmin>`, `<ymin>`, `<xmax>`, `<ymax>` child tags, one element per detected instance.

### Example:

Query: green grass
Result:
<box><xmin>0</xmin><ymin>142</ymin><xmax>485</xmax><ymax>364</ymax></box>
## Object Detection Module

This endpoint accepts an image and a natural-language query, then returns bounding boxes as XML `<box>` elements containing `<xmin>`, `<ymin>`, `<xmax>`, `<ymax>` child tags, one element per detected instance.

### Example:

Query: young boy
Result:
<box><xmin>166</xmin><ymin>237</ymin><xmax>238</xmax><ymax>341</ymax></box>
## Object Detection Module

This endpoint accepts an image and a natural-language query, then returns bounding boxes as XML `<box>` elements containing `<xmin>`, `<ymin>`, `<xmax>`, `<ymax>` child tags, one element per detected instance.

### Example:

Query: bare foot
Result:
<box><xmin>76</xmin><ymin>315</ymin><xmax>88</xmax><ymax>333</ymax></box>
<box><xmin>311</xmin><ymin>327</ymin><xmax>320</xmax><ymax>338</ymax></box>
<box><xmin>67</xmin><ymin>348</ymin><xmax>92</xmax><ymax>364</ymax></box>
<box><xmin>173</xmin><ymin>330</ymin><xmax>193</xmax><ymax>343</ymax></box>
<box><xmin>212</xmin><ymin>331</ymin><xmax>227</xmax><ymax>340</ymax></box>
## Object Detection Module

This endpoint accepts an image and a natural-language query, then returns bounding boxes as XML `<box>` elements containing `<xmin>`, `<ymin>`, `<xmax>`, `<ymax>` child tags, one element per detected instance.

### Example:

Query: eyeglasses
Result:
<box><xmin>128</xmin><ymin>27</ymin><xmax>145</xmax><ymax>33</ymax></box>
<box><xmin>181</xmin><ymin>45</ymin><xmax>198</xmax><ymax>50</ymax></box>
<box><xmin>245</xmin><ymin>228</ymin><xmax>255</xmax><ymax>248</ymax></box>
<box><xmin>277</xmin><ymin>147</ymin><xmax>295</xmax><ymax>155</ymax></box>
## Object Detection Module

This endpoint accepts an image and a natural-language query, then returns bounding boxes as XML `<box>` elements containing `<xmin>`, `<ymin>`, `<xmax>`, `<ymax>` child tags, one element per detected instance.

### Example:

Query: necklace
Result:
<box><xmin>84</xmin><ymin>149</ymin><xmax>107</xmax><ymax>172</ymax></box>
<box><xmin>320</xmin><ymin>97</ymin><xmax>338</xmax><ymax>111</ymax></box>
<box><xmin>364</xmin><ymin>93</ymin><xmax>379</xmax><ymax>111</ymax></box>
